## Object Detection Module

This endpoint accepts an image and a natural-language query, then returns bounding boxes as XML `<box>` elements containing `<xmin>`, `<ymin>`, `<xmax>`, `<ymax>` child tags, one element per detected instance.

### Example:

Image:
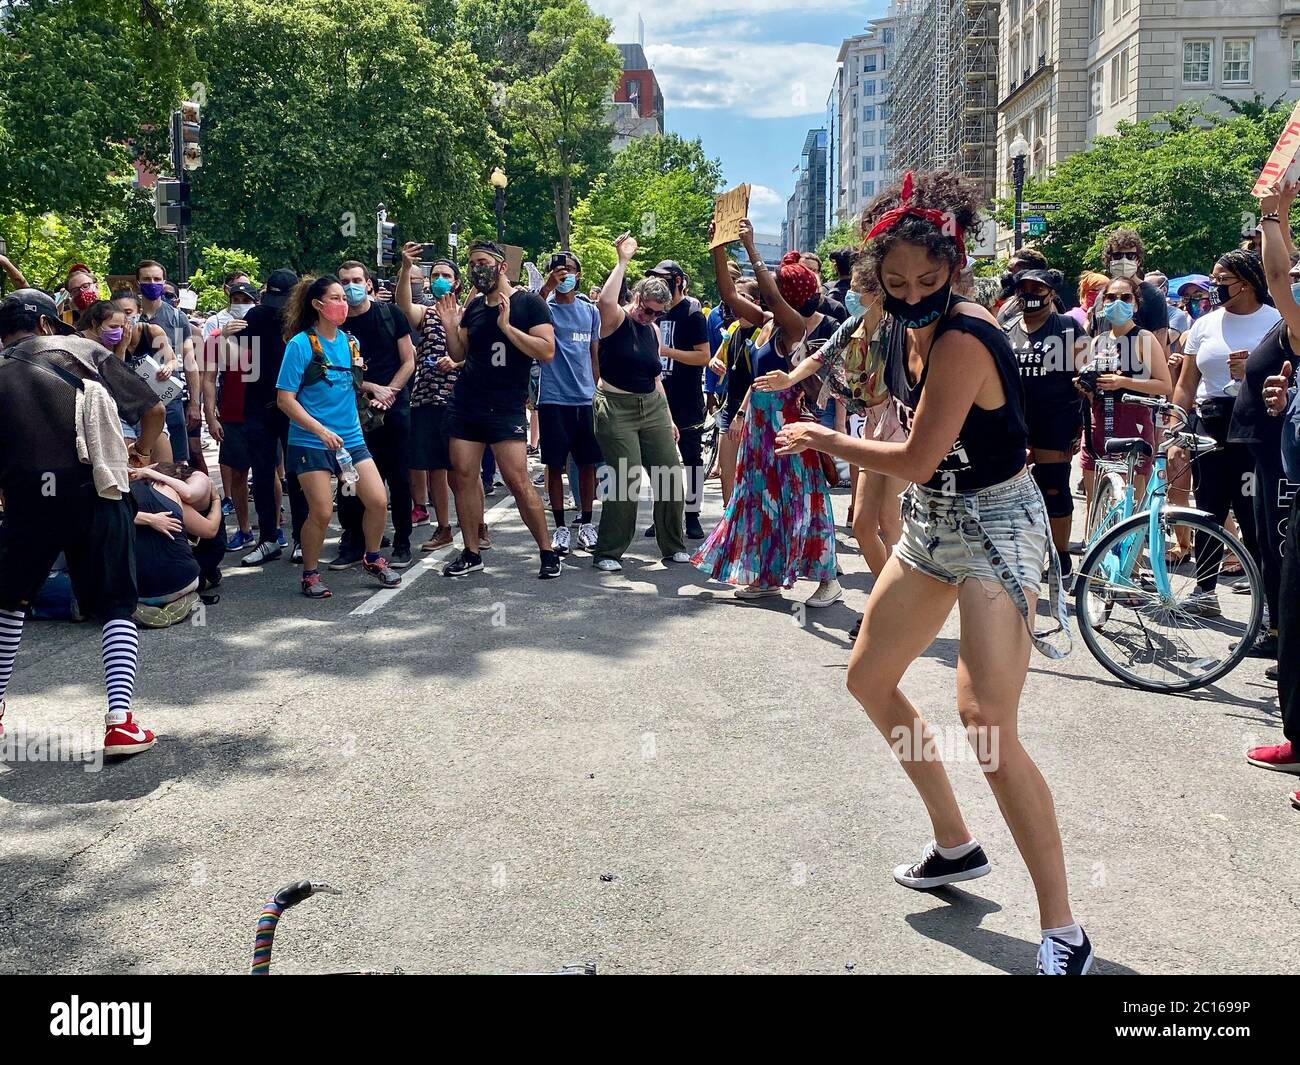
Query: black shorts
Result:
<box><xmin>1026</xmin><ymin>406</ymin><xmax>1083</xmax><ymax>454</ymax></box>
<box><xmin>218</xmin><ymin>421</ymin><xmax>252</xmax><ymax>470</ymax></box>
<box><xmin>0</xmin><ymin>480</ymin><xmax>138</xmax><ymax>622</ymax></box>
<box><xmin>448</xmin><ymin>407</ymin><xmax>529</xmax><ymax>446</ymax></box>
<box><xmin>410</xmin><ymin>404</ymin><xmax>453</xmax><ymax>470</ymax></box>
<box><xmin>537</xmin><ymin>403</ymin><xmax>602</xmax><ymax>469</ymax></box>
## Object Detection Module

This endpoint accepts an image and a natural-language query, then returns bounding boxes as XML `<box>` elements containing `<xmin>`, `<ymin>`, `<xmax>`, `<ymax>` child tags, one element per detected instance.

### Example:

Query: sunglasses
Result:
<box><xmin>1102</xmin><ymin>292</ymin><xmax>1135</xmax><ymax>303</ymax></box>
<box><xmin>1110</xmin><ymin>251</ymin><xmax>1139</xmax><ymax>261</ymax></box>
<box><xmin>641</xmin><ymin>305</ymin><xmax>666</xmax><ymax>321</ymax></box>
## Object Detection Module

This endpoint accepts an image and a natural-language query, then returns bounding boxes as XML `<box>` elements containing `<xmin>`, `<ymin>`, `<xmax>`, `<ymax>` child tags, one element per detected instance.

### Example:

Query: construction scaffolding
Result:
<box><xmin>886</xmin><ymin>0</ymin><xmax>999</xmax><ymax>200</ymax></box>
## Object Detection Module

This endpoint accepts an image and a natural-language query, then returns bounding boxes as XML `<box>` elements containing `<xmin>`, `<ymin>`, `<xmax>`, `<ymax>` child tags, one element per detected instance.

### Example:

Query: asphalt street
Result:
<box><xmin>0</xmin><ymin>459</ymin><xmax>1293</xmax><ymax>975</ymax></box>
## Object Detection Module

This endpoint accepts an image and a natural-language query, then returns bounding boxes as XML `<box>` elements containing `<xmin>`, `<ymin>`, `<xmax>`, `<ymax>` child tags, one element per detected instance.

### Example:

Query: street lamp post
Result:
<box><xmin>490</xmin><ymin>167</ymin><xmax>507</xmax><ymax>244</ymax></box>
<box><xmin>1009</xmin><ymin>134</ymin><xmax>1030</xmax><ymax>252</ymax></box>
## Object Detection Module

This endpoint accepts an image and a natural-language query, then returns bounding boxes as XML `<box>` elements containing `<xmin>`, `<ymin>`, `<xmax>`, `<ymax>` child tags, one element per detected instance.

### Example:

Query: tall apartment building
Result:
<box><xmin>827</xmin><ymin>16</ymin><xmax>897</xmax><ymax>228</ymax></box>
<box><xmin>784</xmin><ymin>128</ymin><xmax>830</xmax><ymax>253</ymax></box>
<box><xmin>607</xmin><ymin>43</ymin><xmax>665</xmax><ymax>152</ymax></box>
<box><xmin>887</xmin><ymin>0</ymin><xmax>1000</xmax><ymax>200</ymax></box>
<box><xmin>998</xmin><ymin>2</ymin><xmax>1300</xmax><ymax>212</ymax></box>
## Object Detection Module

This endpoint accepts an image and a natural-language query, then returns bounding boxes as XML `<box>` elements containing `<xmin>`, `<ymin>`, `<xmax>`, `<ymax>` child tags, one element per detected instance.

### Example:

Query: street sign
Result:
<box><xmin>1021</xmin><ymin>201</ymin><xmax>1061</xmax><ymax>212</ymax></box>
<box><xmin>1027</xmin><ymin>220</ymin><xmax>1047</xmax><ymax>237</ymax></box>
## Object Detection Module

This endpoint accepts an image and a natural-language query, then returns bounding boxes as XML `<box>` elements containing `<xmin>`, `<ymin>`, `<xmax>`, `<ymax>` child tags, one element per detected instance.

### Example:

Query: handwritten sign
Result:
<box><xmin>1253</xmin><ymin>98</ymin><xmax>1300</xmax><ymax>197</ymax></box>
<box><xmin>711</xmin><ymin>184</ymin><xmax>751</xmax><ymax>248</ymax></box>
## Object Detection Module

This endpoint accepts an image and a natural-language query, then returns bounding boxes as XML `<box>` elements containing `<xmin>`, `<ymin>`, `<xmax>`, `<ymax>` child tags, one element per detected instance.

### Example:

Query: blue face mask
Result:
<box><xmin>1290</xmin><ymin>282</ymin><xmax>1300</xmax><ymax>306</ymax></box>
<box><xmin>844</xmin><ymin>290</ymin><xmax>864</xmax><ymax>317</ymax></box>
<box><xmin>557</xmin><ymin>274</ymin><xmax>578</xmax><ymax>294</ymax></box>
<box><xmin>430</xmin><ymin>276</ymin><xmax>453</xmax><ymax>299</ymax></box>
<box><xmin>343</xmin><ymin>282</ymin><xmax>368</xmax><ymax>306</ymax></box>
<box><xmin>1101</xmin><ymin>297</ymin><xmax>1135</xmax><ymax>326</ymax></box>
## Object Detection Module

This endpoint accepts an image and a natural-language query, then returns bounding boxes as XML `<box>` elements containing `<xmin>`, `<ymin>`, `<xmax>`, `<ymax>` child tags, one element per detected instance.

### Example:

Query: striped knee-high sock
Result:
<box><xmin>0</xmin><ymin>608</ymin><xmax>24</xmax><ymax>703</ymax></box>
<box><xmin>101</xmin><ymin>619</ymin><xmax>139</xmax><ymax>721</ymax></box>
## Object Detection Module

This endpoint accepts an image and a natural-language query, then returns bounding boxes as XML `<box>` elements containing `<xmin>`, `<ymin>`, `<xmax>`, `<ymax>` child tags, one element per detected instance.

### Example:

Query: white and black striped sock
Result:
<box><xmin>101</xmin><ymin>619</ymin><xmax>139</xmax><ymax>723</ymax></box>
<box><xmin>0</xmin><ymin>608</ymin><xmax>24</xmax><ymax>703</ymax></box>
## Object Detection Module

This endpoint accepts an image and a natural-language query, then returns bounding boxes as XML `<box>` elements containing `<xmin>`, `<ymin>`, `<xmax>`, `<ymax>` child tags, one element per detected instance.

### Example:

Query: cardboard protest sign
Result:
<box><xmin>1252</xmin><ymin>98</ymin><xmax>1300</xmax><ymax>197</ymax></box>
<box><xmin>711</xmin><ymin>184</ymin><xmax>751</xmax><ymax>248</ymax></box>
<box><xmin>500</xmin><ymin>243</ymin><xmax>526</xmax><ymax>282</ymax></box>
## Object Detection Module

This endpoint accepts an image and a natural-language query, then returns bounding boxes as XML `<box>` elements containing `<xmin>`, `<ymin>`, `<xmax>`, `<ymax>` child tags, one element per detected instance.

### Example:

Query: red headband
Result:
<box><xmin>865</xmin><ymin>172</ymin><xmax>966</xmax><ymax>258</ymax></box>
<box><xmin>775</xmin><ymin>252</ymin><xmax>820</xmax><ymax>308</ymax></box>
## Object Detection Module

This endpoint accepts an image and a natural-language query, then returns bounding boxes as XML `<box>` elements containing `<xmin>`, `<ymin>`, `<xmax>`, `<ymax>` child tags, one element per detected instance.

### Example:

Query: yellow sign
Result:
<box><xmin>711</xmin><ymin>184</ymin><xmax>751</xmax><ymax>249</ymax></box>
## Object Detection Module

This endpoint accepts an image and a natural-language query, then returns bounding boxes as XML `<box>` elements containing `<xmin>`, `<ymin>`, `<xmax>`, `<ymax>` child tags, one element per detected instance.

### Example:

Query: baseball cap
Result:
<box><xmin>648</xmin><ymin>260</ymin><xmax>685</xmax><ymax>282</ymax></box>
<box><xmin>261</xmin><ymin>269</ymin><xmax>299</xmax><ymax>309</ymax></box>
<box><xmin>1011</xmin><ymin>268</ymin><xmax>1057</xmax><ymax>289</ymax></box>
<box><xmin>227</xmin><ymin>281</ymin><xmax>260</xmax><ymax>303</ymax></box>
<box><xmin>0</xmin><ymin>288</ymin><xmax>76</xmax><ymax>336</ymax></box>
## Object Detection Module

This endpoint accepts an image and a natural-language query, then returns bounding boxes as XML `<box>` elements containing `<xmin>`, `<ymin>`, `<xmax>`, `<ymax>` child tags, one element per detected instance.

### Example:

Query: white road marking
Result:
<box><xmin>349</xmin><ymin>491</ymin><xmax>518</xmax><ymax>616</ymax></box>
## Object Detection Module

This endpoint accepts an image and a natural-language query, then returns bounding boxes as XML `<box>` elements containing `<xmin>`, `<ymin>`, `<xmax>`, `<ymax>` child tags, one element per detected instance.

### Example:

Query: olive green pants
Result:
<box><xmin>592</xmin><ymin>388</ymin><xmax>686</xmax><ymax>561</ymax></box>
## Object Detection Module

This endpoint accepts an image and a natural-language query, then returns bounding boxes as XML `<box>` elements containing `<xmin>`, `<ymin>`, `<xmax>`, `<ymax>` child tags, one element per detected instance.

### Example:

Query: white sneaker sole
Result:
<box><xmin>104</xmin><ymin>738</ymin><xmax>156</xmax><ymax>757</ymax></box>
<box><xmin>1246</xmin><ymin>756</ymin><xmax>1300</xmax><ymax>774</ymax></box>
<box><xmin>735</xmin><ymin>588</ymin><xmax>781</xmax><ymax>600</ymax></box>
<box><xmin>892</xmin><ymin>861</ymin><xmax>991</xmax><ymax>891</ymax></box>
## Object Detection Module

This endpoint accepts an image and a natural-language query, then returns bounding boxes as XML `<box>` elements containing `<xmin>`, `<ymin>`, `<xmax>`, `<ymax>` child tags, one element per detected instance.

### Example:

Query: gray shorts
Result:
<box><xmin>895</xmin><ymin>471</ymin><xmax>1070</xmax><ymax>659</ymax></box>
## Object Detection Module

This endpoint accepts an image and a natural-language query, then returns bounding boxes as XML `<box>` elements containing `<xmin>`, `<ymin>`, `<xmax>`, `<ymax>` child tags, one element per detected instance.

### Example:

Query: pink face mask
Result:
<box><xmin>318</xmin><ymin>300</ymin><xmax>348</xmax><ymax>326</ymax></box>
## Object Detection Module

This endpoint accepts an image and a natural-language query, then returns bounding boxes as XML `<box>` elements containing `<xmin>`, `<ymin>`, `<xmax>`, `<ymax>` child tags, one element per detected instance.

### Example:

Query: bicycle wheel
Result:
<box><xmin>701</xmin><ymin>412</ymin><xmax>720</xmax><ymax>479</ymax></box>
<box><xmin>1085</xmin><ymin>468</ymin><xmax>1126</xmax><ymax>544</ymax></box>
<box><xmin>1074</xmin><ymin>508</ymin><xmax>1264</xmax><ymax>693</ymax></box>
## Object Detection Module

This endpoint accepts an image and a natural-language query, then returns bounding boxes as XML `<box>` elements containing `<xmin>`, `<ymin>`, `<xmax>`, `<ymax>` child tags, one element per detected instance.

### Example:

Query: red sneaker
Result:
<box><xmin>104</xmin><ymin>713</ymin><xmax>156</xmax><ymax>757</ymax></box>
<box><xmin>1292</xmin><ymin>789</ymin><xmax>1300</xmax><ymax>811</ymax></box>
<box><xmin>1246</xmin><ymin>740</ymin><xmax>1300</xmax><ymax>774</ymax></box>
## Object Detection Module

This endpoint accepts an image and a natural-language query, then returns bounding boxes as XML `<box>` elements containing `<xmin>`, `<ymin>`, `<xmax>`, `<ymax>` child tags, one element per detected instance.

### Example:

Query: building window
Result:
<box><xmin>1182</xmin><ymin>40</ymin><xmax>1212</xmax><ymax>85</ymax></box>
<box><xmin>880</xmin><ymin>103</ymin><xmax>890</xmax><ymax>120</ymax></box>
<box><xmin>864</xmin><ymin>56</ymin><xmax>877</xmax><ymax>72</ymax></box>
<box><xmin>1089</xmin><ymin>68</ymin><xmax>1104</xmax><ymax>115</ymax></box>
<box><xmin>863</xmin><ymin>156</ymin><xmax>876</xmax><ymax>172</ymax></box>
<box><xmin>1292</xmin><ymin>40</ymin><xmax>1300</xmax><ymax>83</ymax></box>
<box><xmin>1090</xmin><ymin>0</ymin><xmax>1103</xmax><ymax>38</ymax></box>
<box><xmin>1111</xmin><ymin>0</ymin><xmax>1131</xmax><ymax>16</ymax></box>
<box><xmin>863</xmin><ymin>79</ymin><xmax>876</xmax><ymax>96</ymax></box>
<box><xmin>1109</xmin><ymin>46</ymin><xmax>1129</xmax><ymax>104</ymax></box>
<box><xmin>1037</xmin><ymin>7</ymin><xmax>1049</xmax><ymax>61</ymax></box>
<box><xmin>1021</xmin><ymin>34</ymin><xmax>1032</xmax><ymax>75</ymax></box>
<box><xmin>863</xmin><ymin>179</ymin><xmax>875</xmax><ymax>197</ymax></box>
<box><xmin>863</xmin><ymin>130</ymin><xmax>876</xmax><ymax>146</ymax></box>
<box><xmin>1223</xmin><ymin>39</ymin><xmax>1253</xmax><ymax>85</ymax></box>
<box><xmin>883</xmin><ymin>28</ymin><xmax>893</xmax><ymax>45</ymax></box>
<box><xmin>863</xmin><ymin>104</ymin><xmax>876</xmax><ymax>121</ymax></box>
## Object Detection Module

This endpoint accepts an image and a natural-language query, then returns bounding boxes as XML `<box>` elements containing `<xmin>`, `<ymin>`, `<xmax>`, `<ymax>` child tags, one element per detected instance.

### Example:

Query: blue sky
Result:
<box><xmin>591</xmin><ymin>0</ymin><xmax>892</xmax><ymax>236</ymax></box>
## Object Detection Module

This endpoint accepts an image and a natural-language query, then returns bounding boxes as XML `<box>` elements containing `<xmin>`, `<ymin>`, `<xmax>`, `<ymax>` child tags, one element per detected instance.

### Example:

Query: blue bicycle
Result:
<box><xmin>1074</xmin><ymin>396</ymin><xmax>1264</xmax><ymax>693</ymax></box>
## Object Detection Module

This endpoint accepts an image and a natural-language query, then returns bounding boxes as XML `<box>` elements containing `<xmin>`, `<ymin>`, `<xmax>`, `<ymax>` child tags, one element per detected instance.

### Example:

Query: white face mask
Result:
<box><xmin>1108</xmin><ymin>258</ymin><xmax>1138</xmax><ymax>280</ymax></box>
<box><xmin>228</xmin><ymin>303</ymin><xmax>252</xmax><ymax>320</ymax></box>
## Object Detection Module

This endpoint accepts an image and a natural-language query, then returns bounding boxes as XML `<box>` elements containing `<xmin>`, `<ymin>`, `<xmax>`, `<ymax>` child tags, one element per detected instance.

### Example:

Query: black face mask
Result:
<box><xmin>884</xmin><ymin>283</ymin><xmax>952</xmax><ymax>329</ymax></box>
<box><xmin>1213</xmin><ymin>282</ymin><xmax>1235</xmax><ymax>307</ymax></box>
<box><xmin>1020</xmin><ymin>293</ymin><xmax>1048</xmax><ymax>312</ymax></box>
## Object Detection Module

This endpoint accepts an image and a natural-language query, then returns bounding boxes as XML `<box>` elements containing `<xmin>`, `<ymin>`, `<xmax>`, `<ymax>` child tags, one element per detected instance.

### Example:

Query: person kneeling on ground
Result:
<box><xmin>129</xmin><ymin>463</ymin><xmax>223</xmax><ymax>627</ymax></box>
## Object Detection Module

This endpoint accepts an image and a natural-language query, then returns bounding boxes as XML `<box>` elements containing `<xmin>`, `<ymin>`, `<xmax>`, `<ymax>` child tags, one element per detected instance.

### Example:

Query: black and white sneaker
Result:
<box><xmin>552</xmin><ymin>526</ymin><xmax>571</xmax><ymax>555</ymax></box>
<box><xmin>242</xmin><ymin>540</ymin><xmax>282</xmax><ymax>566</ymax></box>
<box><xmin>388</xmin><ymin>544</ymin><xmax>412</xmax><ymax>569</ymax></box>
<box><xmin>538</xmin><ymin>550</ymin><xmax>562</xmax><ymax>580</ymax></box>
<box><xmin>892</xmin><ymin>840</ymin><xmax>991</xmax><ymax>891</ymax></box>
<box><xmin>443</xmin><ymin>550</ymin><xmax>484</xmax><ymax>577</ymax></box>
<box><xmin>1037</xmin><ymin>928</ymin><xmax>1094</xmax><ymax>975</ymax></box>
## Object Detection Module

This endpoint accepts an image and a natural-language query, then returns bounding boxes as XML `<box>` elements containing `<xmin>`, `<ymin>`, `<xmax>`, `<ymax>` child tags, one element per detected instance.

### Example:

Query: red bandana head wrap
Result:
<box><xmin>775</xmin><ymin>252</ymin><xmax>820</xmax><ymax>309</ymax></box>
<box><xmin>865</xmin><ymin>172</ymin><xmax>966</xmax><ymax>258</ymax></box>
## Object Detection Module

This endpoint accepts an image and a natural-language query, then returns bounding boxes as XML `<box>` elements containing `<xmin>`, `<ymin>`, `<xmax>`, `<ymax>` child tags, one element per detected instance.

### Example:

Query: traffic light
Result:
<box><xmin>376</xmin><ymin>206</ymin><xmax>398</xmax><ymax>269</ymax></box>
<box><xmin>154</xmin><ymin>179</ymin><xmax>191</xmax><ymax>231</ymax></box>
<box><xmin>172</xmin><ymin>99</ymin><xmax>202</xmax><ymax>172</ymax></box>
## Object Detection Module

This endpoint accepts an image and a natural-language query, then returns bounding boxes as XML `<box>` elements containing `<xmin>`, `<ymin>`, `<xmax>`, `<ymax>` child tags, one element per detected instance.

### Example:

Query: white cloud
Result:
<box><xmin>746</xmin><ymin>184</ymin><xmax>787</xmax><ymax>233</ymax></box>
<box><xmin>643</xmin><ymin>41</ymin><xmax>840</xmax><ymax>119</ymax></box>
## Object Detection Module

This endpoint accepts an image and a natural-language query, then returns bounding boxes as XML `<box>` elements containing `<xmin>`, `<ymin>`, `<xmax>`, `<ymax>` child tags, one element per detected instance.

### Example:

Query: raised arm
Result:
<box><xmin>740</xmin><ymin>220</ymin><xmax>804</xmax><ymax>344</ymax></box>
<box><xmin>598</xmin><ymin>233</ymin><xmax>635</xmax><ymax>338</ymax></box>
<box><xmin>1260</xmin><ymin>182</ymin><xmax>1300</xmax><ymax>351</ymax></box>
<box><xmin>395</xmin><ymin>243</ymin><xmax>427</xmax><ymax>332</ymax></box>
<box><xmin>710</xmin><ymin>225</ymin><xmax>762</xmax><ymax>324</ymax></box>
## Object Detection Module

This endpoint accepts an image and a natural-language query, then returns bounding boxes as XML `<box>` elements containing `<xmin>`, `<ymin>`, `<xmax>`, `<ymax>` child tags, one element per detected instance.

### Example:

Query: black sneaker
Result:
<box><xmin>643</xmin><ymin>524</ymin><xmax>656</xmax><ymax>538</ymax></box>
<box><xmin>1231</xmin><ymin>631</ymin><xmax>1278</xmax><ymax>659</ymax></box>
<box><xmin>389</xmin><ymin>544</ymin><xmax>412</xmax><ymax>569</ymax></box>
<box><xmin>380</xmin><ymin>535</ymin><xmax>392</xmax><ymax>549</ymax></box>
<box><xmin>685</xmin><ymin>515</ymin><xmax>706</xmax><ymax>540</ymax></box>
<box><xmin>443</xmin><ymin>549</ymin><xmax>484</xmax><ymax>577</ymax></box>
<box><xmin>327</xmin><ymin>546</ymin><xmax>364</xmax><ymax>570</ymax></box>
<box><xmin>1267</xmin><ymin>663</ymin><xmax>1279</xmax><ymax>681</ymax></box>
<box><xmin>538</xmin><ymin>550</ymin><xmax>562</xmax><ymax>580</ymax></box>
<box><xmin>892</xmin><ymin>841</ymin><xmax>991</xmax><ymax>891</ymax></box>
<box><xmin>1037</xmin><ymin>928</ymin><xmax>1094</xmax><ymax>975</ymax></box>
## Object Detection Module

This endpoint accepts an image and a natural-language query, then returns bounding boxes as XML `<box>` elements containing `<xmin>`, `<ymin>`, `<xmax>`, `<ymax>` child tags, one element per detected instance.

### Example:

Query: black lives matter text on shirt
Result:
<box><xmin>1010</xmin><ymin>312</ymin><xmax>1083</xmax><ymax>410</ymax></box>
<box><xmin>657</xmin><ymin>299</ymin><xmax>709</xmax><ymax>427</ymax></box>
<box><xmin>345</xmin><ymin>301</ymin><xmax>417</xmax><ymax>407</ymax></box>
<box><xmin>454</xmin><ymin>289</ymin><xmax>552</xmax><ymax>415</ymax></box>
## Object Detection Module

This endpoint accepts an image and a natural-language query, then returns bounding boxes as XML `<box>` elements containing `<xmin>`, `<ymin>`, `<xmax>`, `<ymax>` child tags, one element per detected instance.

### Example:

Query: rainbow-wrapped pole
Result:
<box><xmin>249</xmin><ymin>880</ymin><xmax>341</xmax><ymax>975</ymax></box>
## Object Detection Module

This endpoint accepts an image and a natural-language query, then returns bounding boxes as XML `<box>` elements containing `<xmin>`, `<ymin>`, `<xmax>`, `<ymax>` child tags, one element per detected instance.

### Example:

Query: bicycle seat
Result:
<box><xmin>1103</xmin><ymin>437</ymin><xmax>1153</xmax><ymax>459</ymax></box>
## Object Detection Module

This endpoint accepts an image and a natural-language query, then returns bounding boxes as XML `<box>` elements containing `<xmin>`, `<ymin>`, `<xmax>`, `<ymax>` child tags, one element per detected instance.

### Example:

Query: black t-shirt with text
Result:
<box><xmin>454</xmin><ymin>289</ymin><xmax>552</xmax><ymax>415</ymax></box>
<box><xmin>658</xmin><ymin>299</ymin><xmax>709</xmax><ymax>427</ymax></box>
<box><xmin>1008</xmin><ymin>311</ymin><xmax>1083</xmax><ymax>416</ymax></box>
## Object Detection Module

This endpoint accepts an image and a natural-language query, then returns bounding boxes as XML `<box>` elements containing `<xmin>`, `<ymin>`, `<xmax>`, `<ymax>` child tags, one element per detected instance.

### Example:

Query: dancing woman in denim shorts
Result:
<box><xmin>775</xmin><ymin>170</ymin><xmax>1089</xmax><ymax>975</ymax></box>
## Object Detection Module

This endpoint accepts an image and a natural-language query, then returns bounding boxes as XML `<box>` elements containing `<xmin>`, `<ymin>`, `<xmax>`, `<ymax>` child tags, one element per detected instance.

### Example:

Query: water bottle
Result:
<box><xmin>336</xmin><ymin>447</ymin><xmax>359</xmax><ymax>487</ymax></box>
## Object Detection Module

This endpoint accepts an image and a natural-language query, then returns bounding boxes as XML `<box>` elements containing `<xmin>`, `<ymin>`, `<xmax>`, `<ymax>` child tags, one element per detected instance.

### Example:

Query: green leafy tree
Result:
<box><xmin>0</xmin><ymin>209</ymin><xmax>110</xmax><ymax>292</ymax></box>
<box><xmin>994</xmin><ymin>102</ymin><xmax>1291</xmax><ymax>280</ymax></box>
<box><xmin>570</xmin><ymin>133</ymin><xmax>723</xmax><ymax>297</ymax></box>
<box><xmin>188</xmin><ymin>245</ymin><xmax>261</xmax><ymax>312</ymax></box>
<box><xmin>815</xmin><ymin>218</ymin><xmax>861</xmax><ymax>281</ymax></box>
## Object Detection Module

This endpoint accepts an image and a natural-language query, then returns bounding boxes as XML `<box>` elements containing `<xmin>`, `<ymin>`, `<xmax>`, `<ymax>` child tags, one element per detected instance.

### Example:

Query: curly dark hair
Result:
<box><xmin>282</xmin><ymin>275</ymin><xmax>340</xmax><ymax>342</ymax></box>
<box><xmin>854</xmin><ymin>170</ymin><xmax>986</xmax><ymax>292</ymax></box>
<box><xmin>1101</xmin><ymin>227</ymin><xmax>1145</xmax><ymax>267</ymax></box>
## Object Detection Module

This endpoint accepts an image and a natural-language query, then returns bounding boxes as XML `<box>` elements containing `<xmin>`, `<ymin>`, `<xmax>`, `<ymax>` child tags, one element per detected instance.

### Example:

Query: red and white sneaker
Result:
<box><xmin>1292</xmin><ymin>789</ymin><xmax>1300</xmax><ymax>811</ymax></box>
<box><xmin>1246</xmin><ymin>741</ymin><xmax>1300</xmax><ymax>774</ymax></box>
<box><xmin>104</xmin><ymin>713</ymin><xmax>156</xmax><ymax>757</ymax></box>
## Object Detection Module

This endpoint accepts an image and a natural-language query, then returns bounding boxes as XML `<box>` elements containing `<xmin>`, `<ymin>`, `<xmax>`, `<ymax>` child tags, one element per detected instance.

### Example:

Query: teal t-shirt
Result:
<box><xmin>276</xmin><ymin>330</ymin><xmax>365</xmax><ymax>451</ymax></box>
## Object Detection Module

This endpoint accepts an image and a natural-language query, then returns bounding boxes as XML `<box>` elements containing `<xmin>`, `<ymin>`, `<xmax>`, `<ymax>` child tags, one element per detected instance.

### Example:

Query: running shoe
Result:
<box><xmin>389</xmin><ymin>544</ymin><xmax>412</xmax><ymax>570</ymax></box>
<box><xmin>805</xmin><ymin>578</ymin><xmax>843</xmax><ymax>608</ymax></box>
<box><xmin>1178</xmin><ymin>591</ymin><xmax>1221</xmax><ymax>618</ymax></box>
<box><xmin>363</xmin><ymin>555</ymin><xmax>401</xmax><ymax>587</ymax></box>
<box><xmin>1292</xmin><ymin>789</ymin><xmax>1300</xmax><ymax>811</ymax></box>
<box><xmin>552</xmin><ymin>526</ymin><xmax>572</xmax><ymax>556</ymax></box>
<box><xmin>103</xmin><ymin>713</ymin><xmax>156</xmax><ymax>757</ymax></box>
<box><xmin>576</xmin><ymin>523</ymin><xmax>598</xmax><ymax>550</ymax></box>
<box><xmin>443</xmin><ymin>550</ymin><xmax>484</xmax><ymax>577</ymax></box>
<box><xmin>422</xmin><ymin>524</ymin><xmax>454</xmax><ymax>551</ymax></box>
<box><xmin>1246</xmin><ymin>740</ymin><xmax>1300</xmax><ymax>773</ymax></box>
<box><xmin>532</xmin><ymin>470</ymin><xmax>547</xmax><ymax>487</ymax></box>
<box><xmin>221</xmin><ymin>496</ymin><xmax>234</xmax><ymax>515</ymax></box>
<box><xmin>291</xmin><ymin>542</ymin><xmax>303</xmax><ymax>564</ymax></box>
<box><xmin>685</xmin><ymin>514</ymin><xmax>706</xmax><ymax>540</ymax></box>
<box><xmin>850</xmin><ymin>615</ymin><xmax>862</xmax><ymax>640</ymax></box>
<box><xmin>242</xmin><ymin>540</ymin><xmax>282</xmax><ymax>566</ymax></box>
<box><xmin>484</xmin><ymin>483</ymin><xmax>496</xmax><ymax>497</ymax></box>
<box><xmin>301</xmin><ymin>571</ymin><xmax>332</xmax><ymax>598</ymax></box>
<box><xmin>1232</xmin><ymin>576</ymin><xmax>1252</xmax><ymax>594</ymax></box>
<box><xmin>1231</xmin><ymin>631</ymin><xmax>1278</xmax><ymax>659</ymax></box>
<box><xmin>227</xmin><ymin>529</ymin><xmax>255</xmax><ymax>551</ymax></box>
<box><xmin>593</xmin><ymin>558</ymin><xmax>622</xmax><ymax>572</ymax></box>
<box><xmin>526</xmin><ymin>443</ymin><xmax>539</xmax><ymax>457</ymax></box>
<box><xmin>327</xmin><ymin>546</ymin><xmax>364</xmax><ymax>571</ymax></box>
<box><xmin>735</xmin><ymin>584</ymin><xmax>782</xmax><ymax>600</ymax></box>
<box><xmin>478</xmin><ymin>523</ymin><xmax>492</xmax><ymax>549</ymax></box>
<box><xmin>663</xmin><ymin>551</ymin><xmax>692</xmax><ymax>564</ymax></box>
<box><xmin>277</xmin><ymin>527</ymin><xmax>289</xmax><ymax>548</ymax></box>
<box><xmin>410</xmin><ymin>504</ymin><xmax>429</xmax><ymax>527</ymax></box>
<box><xmin>538</xmin><ymin>550</ymin><xmax>562</xmax><ymax>580</ymax></box>
<box><xmin>892</xmin><ymin>841</ymin><xmax>991</xmax><ymax>890</ymax></box>
<box><xmin>1037</xmin><ymin>929</ymin><xmax>1094</xmax><ymax>975</ymax></box>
